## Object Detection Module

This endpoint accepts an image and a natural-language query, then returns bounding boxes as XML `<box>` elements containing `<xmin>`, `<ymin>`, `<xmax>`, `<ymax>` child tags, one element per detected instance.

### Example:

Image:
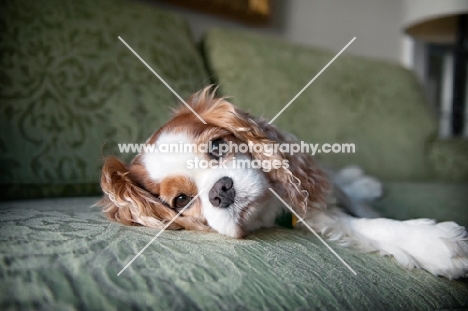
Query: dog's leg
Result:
<box><xmin>332</xmin><ymin>185</ymin><xmax>381</xmax><ymax>219</ymax></box>
<box><xmin>326</xmin><ymin>165</ymin><xmax>382</xmax><ymax>219</ymax></box>
<box><xmin>304</xmin><ymin>206</ymin><xmax>468</xmax><ymax>279</ymax></box>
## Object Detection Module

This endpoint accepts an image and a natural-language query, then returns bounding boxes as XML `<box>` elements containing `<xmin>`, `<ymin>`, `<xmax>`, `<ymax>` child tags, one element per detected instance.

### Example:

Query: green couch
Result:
<box><xmin>1</xmin><ymin>0</ymin><xmax>467</xmax><ymax>310</ymax></box>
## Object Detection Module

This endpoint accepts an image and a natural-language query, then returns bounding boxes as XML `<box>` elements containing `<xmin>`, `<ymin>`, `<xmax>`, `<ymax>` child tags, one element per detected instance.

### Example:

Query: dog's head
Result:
<box><xmin>98</xmin><ymin>87</ymin><xmax>329</xmax><ymax>238</ymax></box>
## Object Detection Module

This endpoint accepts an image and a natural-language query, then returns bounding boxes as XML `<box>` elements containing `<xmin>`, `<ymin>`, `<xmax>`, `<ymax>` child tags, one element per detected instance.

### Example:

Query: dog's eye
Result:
<box><xmin>209</xmin><ymin>138</ymin><xmax>227</xmax><ymax>159</ymax></box>
<box><xmin>174</xmin><ymin>194</ymin><xmax>191</xmax><ymax>209</ymax></box>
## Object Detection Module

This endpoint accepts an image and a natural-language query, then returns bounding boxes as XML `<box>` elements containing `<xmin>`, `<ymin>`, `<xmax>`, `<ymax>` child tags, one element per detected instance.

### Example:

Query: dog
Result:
<box><xmin>98</xmin><ymin>86</ymin><xmax>468</xmax><ymax>279</ymax></box>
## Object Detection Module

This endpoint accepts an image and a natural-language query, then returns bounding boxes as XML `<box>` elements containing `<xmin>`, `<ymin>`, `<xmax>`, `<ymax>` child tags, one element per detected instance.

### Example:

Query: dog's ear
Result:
<box><xmin>243</xmin><ymin>119</ymin><xmax>330</xmax><ymax>214</ymax></box>
<box><xmin>278</xmin><ymin>137</ymin><xmax>330</xmax><ymax>212</ymax></box>
<box><xmin>97</xmin><ymin>156</ymin><xmax>198</xmax><ymax>230</ymax></box>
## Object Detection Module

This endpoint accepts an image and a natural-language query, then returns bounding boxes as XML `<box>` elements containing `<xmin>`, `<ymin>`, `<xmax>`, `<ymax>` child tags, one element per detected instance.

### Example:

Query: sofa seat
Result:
<box><xmin>1</xmin><ymin>193</ymin><xmax>467</xmax><ymax>310</ymax></box>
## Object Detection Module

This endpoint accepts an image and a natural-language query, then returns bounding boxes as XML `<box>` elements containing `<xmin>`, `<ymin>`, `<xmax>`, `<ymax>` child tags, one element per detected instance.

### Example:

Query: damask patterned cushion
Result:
<box><xmin>203</xmin><ymin>29</ymin><xmax>438</xmax><ymax>181</ymax></box>
<box><xmin>0</xmin><ymin>0</ymin><xmax>209</xmax><ymax>199</ymax></box>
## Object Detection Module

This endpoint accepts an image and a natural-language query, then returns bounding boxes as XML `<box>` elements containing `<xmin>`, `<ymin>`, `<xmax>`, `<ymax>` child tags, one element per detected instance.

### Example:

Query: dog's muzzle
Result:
<box><xmin>209</xmin><ymin>176</ymin><xmax>235</xmax><ymax>208</ymax></box>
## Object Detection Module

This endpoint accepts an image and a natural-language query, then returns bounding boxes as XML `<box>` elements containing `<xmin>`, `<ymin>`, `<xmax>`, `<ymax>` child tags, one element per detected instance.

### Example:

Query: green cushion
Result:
<box><xmin>428</xmin><ymin>139</ymin><xmax>468</xmax><ymax>182</ymax></box>
<box><xmin>0</xmin><ymin>198</ymin><xmax>467</xmax><ymax>309</ymax></box>
<box><xmin>203</xmin><ymin>29</ymin><xmax>438</xmax><ymax>182</ymax></box>
<box><xmin>0</xmin><ymin>0</ymin><xmax>209</xmax><ymax>199</ymax></box>
<box><xmin>374</xmin><ymin>182</ymin><xmax>468</xmax><ymax>228</ymax></box>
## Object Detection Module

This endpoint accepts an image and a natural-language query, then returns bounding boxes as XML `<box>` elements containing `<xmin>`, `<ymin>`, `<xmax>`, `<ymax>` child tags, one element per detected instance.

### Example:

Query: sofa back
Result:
<box><xmin>0</xmin><ymin>0</ymin><xmax>209</xmax><ymax>199</ymax></box>
<box><xmin>1</xmin><ymin>3</ymin><xmax>443</xmax><ymax>200</ymax></box>
<box><xmin>203</xmin><ymin>29</ymin><xmax>438</xmax><ymax>181</ymax></box>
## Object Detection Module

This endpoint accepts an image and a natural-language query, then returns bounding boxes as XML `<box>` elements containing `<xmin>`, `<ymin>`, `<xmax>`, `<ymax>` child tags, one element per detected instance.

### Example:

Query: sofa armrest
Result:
<box><xmin>428</xmin><ymin>138</ymin><xmax>468</xmax><ymax>182</ymax></box>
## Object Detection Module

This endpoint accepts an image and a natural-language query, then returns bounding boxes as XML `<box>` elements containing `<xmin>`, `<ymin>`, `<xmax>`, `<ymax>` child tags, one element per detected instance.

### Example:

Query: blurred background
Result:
<box><xmin>145</xmin><ymin>0</ymin><xmax>468</xmax><ymax>139</ymax></box>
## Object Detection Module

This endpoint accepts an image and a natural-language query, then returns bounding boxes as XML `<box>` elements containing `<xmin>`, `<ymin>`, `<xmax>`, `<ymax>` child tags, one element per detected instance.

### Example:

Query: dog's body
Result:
<box><xmin>99</xmin><ymin>87</ymin><xmax>468</xmax><ymax>279</ymax></box>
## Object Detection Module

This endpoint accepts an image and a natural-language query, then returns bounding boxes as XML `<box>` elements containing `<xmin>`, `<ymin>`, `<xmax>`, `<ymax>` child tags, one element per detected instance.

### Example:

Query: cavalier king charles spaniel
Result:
<box><xmin>98</xmin><ymin>86</ymin><xmax>468</xmax><ymax>279</ymax></box>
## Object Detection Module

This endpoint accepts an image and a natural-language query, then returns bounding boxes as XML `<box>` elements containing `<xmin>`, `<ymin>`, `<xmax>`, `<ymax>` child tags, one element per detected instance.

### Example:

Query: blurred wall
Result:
<box><xmin>145</xmin><ymin>0</ymin><xmax>406</xmax><ymax>64</ymax></box>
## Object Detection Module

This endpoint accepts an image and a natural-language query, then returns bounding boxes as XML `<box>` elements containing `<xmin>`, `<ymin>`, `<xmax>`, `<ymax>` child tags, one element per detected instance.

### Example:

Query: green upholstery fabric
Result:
<box><xmin>428</xmin><ymin>139</ymin><xmax>468</xmax><ymax>182</ymax></box>
<box><xmin>0</xmin><ymin>0</ymin><xmax>209</xmax><ymax>199</ymax></box>
<box><xmin>203</xmin><ymin>29</ymin><xmax>439</xmax><ymax>182</ymax></box>
<box><xmin>1</xmin><ymin>197</ymin><xmax>467</xmax><ymax>310</ymax></box>
<box><xmin>374</xmin><ymin>182</ymin><xmax>468</xmax><ymax>228</ymax></box>
<box><xmin>2</xmin><ymin>3</ymin><xmax>467</xmax><ymax>309</ymax></box>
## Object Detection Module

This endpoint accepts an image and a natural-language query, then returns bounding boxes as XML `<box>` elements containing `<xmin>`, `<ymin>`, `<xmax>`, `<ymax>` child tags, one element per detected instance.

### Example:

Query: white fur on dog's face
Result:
<box><xmin>141</xmin><ymin>130</ymin><xmax>275</xmax><ymax>238</ymax></box>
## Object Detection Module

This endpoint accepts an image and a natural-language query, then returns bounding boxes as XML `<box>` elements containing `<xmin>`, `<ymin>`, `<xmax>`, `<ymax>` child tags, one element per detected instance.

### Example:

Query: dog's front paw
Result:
<box><xmin>399</xmin><ymin>219</ymin><xmax>468</xmax><ymax>279</ymax></box>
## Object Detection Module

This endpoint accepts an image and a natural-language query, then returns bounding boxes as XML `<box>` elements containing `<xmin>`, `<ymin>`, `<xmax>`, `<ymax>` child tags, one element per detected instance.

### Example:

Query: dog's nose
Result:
<box><xmin>209</xmin><ymin>177</ymin><xmax>235</xmax><ymax>208</ymax></box>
